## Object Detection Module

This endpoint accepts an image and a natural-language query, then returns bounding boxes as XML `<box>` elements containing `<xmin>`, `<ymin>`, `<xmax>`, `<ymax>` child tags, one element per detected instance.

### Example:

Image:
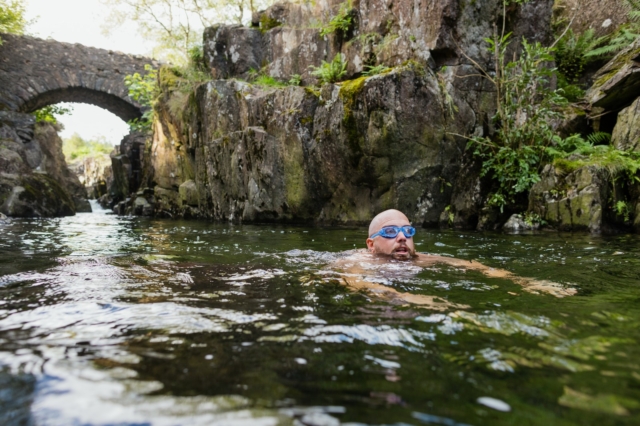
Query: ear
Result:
<box><xmin>366</xmin><ymin>238</ymin><xmax>375</xmax><ymax>252</ymax></box>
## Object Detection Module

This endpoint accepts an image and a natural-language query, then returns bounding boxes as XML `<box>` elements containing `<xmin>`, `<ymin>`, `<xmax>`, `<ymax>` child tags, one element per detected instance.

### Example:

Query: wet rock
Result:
<box><xmin>0</xmin><ymin>173</ymin><xmax>76</xmax><ymax>217</ymax></box>
<box><xmin>611</xmin><ymin>97</ymin><xmax>640</xmax><ymax>151</ymax></box>
<box><xmin>133</xmin><ymin>196</ymin><xmax>153</xmax><ymax>216</ymax></box>
<box><xmin>0</xmin><ymin>212</ymin><xmax>9</xmax><ymax>223</ymax></box>
<box><xmin>179</xmin><ymin>180</ymin><xmax>199</xmax><ymax>207</ymax></box>
<box><xmin>529</xmin><ymin>164</ymin><xmax>609</xmax><ymax>233</ymax></box>
<box><xmin>503</xmin><ymin>214</ymin><xmax>539</xmax><ymax>233</ymax></box>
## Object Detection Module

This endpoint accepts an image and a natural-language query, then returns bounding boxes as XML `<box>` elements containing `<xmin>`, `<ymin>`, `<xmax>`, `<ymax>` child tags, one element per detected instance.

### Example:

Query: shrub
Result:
<box><xmin>33</xmin><ymin>105</ymin><xmax>73</xmax><ymax>125</ymax></box>
<box><xmin>125</xmin><ymin>64</ymin><xmax>159</xmax><ymax>134</ymax></box>
<box><xmin>310</xmin><ymin>53</ymin><xmax>348</xmax><ymax>84</ymax></box>
<box><xmin>468</xmin><ymin>35</ymin><xmax>568</xmax><ymax>210</ymax></box>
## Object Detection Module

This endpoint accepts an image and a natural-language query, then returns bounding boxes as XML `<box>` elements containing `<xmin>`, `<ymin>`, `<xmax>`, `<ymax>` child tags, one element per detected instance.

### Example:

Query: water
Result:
<box><xmin>1</xmin><ymin>201</ymin><xmax>640</xmax><ymax>425</ymax></box>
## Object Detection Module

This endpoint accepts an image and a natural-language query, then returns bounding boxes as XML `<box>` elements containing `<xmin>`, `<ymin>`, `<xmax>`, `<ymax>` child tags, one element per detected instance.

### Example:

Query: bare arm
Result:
<box><xmin>330</xmin><ymin>254</ymin><xmax>469</xmax><ymax>309</ymax></box>
<box><xmin>413</xmin><ymin>253</ymin><xmax>576</xmax><ymax>297</ymax></box>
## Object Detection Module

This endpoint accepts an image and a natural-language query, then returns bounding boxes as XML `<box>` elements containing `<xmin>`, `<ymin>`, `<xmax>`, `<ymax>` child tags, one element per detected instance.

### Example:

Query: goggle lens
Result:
<box><xmin>374</xmin><ymin>225</ymin><xmax>416</xmax><ymax>238</ymax></box>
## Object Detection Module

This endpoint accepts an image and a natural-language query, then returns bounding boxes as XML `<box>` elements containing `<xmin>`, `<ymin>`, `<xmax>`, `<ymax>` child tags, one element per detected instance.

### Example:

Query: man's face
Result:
<box><xmin>366</xmin><ymin>212</ymin><xmax>416</xmax><ymax>260</ymax></box>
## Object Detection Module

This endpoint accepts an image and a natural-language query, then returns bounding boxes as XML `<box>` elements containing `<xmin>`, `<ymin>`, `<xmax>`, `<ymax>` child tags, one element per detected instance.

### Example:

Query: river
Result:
<box><xmin>1</xmin><ymin>201</ymin><xmax>640</xmax><ymax>425</ymax></box>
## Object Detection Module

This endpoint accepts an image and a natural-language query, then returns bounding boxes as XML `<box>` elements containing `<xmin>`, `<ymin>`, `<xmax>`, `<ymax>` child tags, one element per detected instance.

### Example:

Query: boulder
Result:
<box><xmin>0</xmin><ymin>173</ymin><xmax>76</xmax><ymax>217</ymax></box>
<box><xmin>503</xmin><ymin>214</ymin><xmax>539</xmax><ymax>233</ymax></box>
<box><xmin>611</xmin><ymin>96</ymin><xmax>640</xmax><ymax>151</ymax></box>
<box><xmin>529</xmin><ymin>164</ymin><xmax>610</xmax><ymax>233</ymax></box>
<box><xmin>0</xmin><ymin>114</ymin><xmax>88</xmax><ymax>217</ymax></box>
<box><xmin>585</xmin><ymin>38</ymin><xmax>640</xmax><ymax>113</ymax></box>
<box><xmin>179</xmin><ymin>180</ymin><xmax>199</xmax><ymax>206</ymax></box>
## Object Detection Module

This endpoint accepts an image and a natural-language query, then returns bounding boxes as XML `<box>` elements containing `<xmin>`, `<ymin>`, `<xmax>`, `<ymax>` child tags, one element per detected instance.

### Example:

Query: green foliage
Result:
<box><xmin>582</xmin><ymin>1</ymin><xmax>640</xmax><ymax>60</ymax></box>
<box><xmin>555</xmin><ymin>29</ymin><xmax>604</xmax><ymax>82</ymax></box>
<box><xmin>523</xmin><ymin>211</ymin><xmax>546</xmax><ymax>227</ymax></box>
<box><xmin>62</xmin><ymin>133</ymin><xmax>113</xmax><ymax>162</ymax></box>
<box><xmin>125</xmin><ymin>64</ymin><xmax>159</xmax><ymax>133</ymax></box>
<box><xmin>310</xmin><ymin>53</ymin><xmax>348</xmax><ymax>84</ymax></box>
<box><xmin>615</xmin><ymin>200</ymin><xmax>632</xmax><ymax>222</ymax></box>
<box><xmin>254</xmin><ymin>74</ymin><xmax>287</xmax><ymax>88</ymax></box>
<box><xmin>557</xmin><ymin>74</ymin><xmax>585</xmax><ymax>102</ymax></box>
<box><xmin>362</xmin><ymin>64</ymin><xmax>391</xmax><ymax>76</ymax></box>
<box><xmin>259</xmin><ymin>14</ymin><xmax>281</xmax><ymax>32</ymax></box>
<box><xmin>0</xmin><ymin>0</ymin><xmax>28</xmax><ymax>44</ymax></box>
<box><xmin>288</xmin><ymin>74</ymin><xmax>302</xmax><ymax>86</ymax></box>
<box><xmin>102</xmin><ymin>0</ymin><xmax>276</xmax><ymax>64</ymax></box>
<box><xmin>32</xmin><ymin>105</ymin><xmax>73</xmax><ymax>125</ymax></box>
<box><xmin>187</xmin><ymin>43</ymin><xmax>206</xmax><ymax>72</ymax></box>
<box><xmin>550</xmin><ymin>133</ymin><xmax>640</xmax><ymax>184</ymax></box>
<box><xmin>320</xmin><ymin>1</ymin><xmax>353</xmax><ymax>37</ymax></box>
<box><xmin>468</xmin><ymin>35</ymin><xmax>568</xmax><ymax>211</ymax></box>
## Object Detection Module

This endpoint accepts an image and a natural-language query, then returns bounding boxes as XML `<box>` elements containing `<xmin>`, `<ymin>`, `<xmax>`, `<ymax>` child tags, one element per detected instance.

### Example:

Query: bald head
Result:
<box><xmin>368</xmin><ymin>209</ymin><xmax>410</xmax><ymax>237</ymax></box>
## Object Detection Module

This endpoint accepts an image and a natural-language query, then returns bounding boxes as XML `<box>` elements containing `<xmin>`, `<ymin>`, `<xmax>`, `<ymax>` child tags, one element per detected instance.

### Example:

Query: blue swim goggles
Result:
<box><xmin>370</xmin><ymin>225</ymin><xmax>416</xmax><ymax>239</ymax></box>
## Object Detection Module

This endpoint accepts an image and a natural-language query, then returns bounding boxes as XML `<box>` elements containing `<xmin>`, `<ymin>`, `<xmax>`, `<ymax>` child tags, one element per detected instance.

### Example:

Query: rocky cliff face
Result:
<box><xmin>0</xmin><ymin>111</ymin><xmax>90</xmax><ymax>217</ymax></box>
<box><xmin>144</xmin><ymin>0</ymin><xmax>554</xmax><ymax>227</ymax></box>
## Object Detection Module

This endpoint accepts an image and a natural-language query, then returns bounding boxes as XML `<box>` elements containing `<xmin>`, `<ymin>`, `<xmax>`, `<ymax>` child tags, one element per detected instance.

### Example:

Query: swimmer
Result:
<box><xmin>332</xmin><ymin>209</ymin><xmax>575</xmax><ymax>308</ymax></box>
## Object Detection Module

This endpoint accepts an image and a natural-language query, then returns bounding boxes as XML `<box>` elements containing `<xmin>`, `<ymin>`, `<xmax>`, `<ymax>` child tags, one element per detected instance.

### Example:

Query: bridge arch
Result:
<box><xmin>0</xmin><ymin>33</ymin><xmax>158</xmax><ymax>122</ymax></box>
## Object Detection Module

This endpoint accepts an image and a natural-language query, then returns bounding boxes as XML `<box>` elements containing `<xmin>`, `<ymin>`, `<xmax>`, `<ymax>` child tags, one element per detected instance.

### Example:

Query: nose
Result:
<box><xmin>396</xmin><ymin>231</ymin><xmax>407</xmax><ymax>242</ymax></box>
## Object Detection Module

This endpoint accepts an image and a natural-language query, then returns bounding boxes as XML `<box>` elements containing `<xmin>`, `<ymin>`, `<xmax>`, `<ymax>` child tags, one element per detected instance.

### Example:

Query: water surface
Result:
<box><xmin>1</xmin><ymin>202</ymin><xmax>640</xmax><ymax>425</ymax></box>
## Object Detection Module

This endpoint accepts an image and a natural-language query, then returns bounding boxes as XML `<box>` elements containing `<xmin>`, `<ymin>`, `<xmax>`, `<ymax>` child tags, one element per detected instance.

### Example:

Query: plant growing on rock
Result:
<box><xmin>33</xmin><ymin>105</ymin><xmax>73</xmax><ymax>126</ymax></box>
<box><xmin>310</xmin><ymin>53</ymin><xmax>348</xmax><ymax>84</ymax></box>
<box><xmin>125</xmin><ymin>64</ymin><xmax>159</xmax><ymax>133</ymax></box>
<box><xmin>0</xmin><ymin>0</ymin><xmax>28</xmax><ymax>44</ymax></box>
<box><xmin>319</xmin><ymin>1</ymin><xmax>353</xmax><ymax>37</ymax></box>
<box><xmin>467</xmin><ymin>34</ymin><xmax>568</xmax><ymax>211</ymax></box>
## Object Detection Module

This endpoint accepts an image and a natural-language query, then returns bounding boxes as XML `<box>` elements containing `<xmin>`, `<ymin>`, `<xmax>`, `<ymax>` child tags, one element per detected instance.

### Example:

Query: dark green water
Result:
<box><xmin>2</xmin><ymin>202</ymin><xmax>640</xmax><ymax>425</ymax></box>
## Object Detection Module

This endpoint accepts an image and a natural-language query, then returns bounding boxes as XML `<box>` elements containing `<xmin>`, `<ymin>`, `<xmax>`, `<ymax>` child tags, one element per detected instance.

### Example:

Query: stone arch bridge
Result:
<box><xmin>0</xmin><ymin>33</ymin><xmax>158</xmax><ymax>121</ymax></box>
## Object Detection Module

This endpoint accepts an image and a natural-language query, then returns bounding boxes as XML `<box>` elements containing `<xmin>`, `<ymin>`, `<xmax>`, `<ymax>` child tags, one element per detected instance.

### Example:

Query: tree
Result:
<box><xmin>101</xmin><ymin>0</ymin><xmax>274</xmax><ymax>65</ymax></box>
<box><xmin>0</xmin><ymin>0</ymin><xmax>28</xmax><ymax>44</ymax></box>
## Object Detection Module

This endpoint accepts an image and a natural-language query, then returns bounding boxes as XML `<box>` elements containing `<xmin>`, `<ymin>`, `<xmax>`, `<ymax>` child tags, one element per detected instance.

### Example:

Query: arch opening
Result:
<box><xmin>20</xmin><ymin>87</ymin><xmax>143</xmax><ymax>123</ymax></box>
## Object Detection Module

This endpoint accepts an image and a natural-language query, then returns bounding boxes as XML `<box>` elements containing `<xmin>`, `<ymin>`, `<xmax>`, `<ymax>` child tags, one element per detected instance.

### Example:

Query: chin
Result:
<box><xmin>391</xmin><ymin>251</ymin><xmax>413</xmax><ymax>260</ymax></box>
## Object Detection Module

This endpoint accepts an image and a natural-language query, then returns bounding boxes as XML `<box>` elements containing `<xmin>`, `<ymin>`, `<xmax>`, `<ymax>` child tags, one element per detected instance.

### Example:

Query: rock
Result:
<box><xmin>74</xmin><ymin>197</ymin><xmax>92</xmax><ymax>213</ymax></box>
<box><xmin>204</xmin><ymin>0</ymin><xmax>554</xmax><ymax>84</ymax></box>
<box><xmin>611</xmin><ymin>97</ymin><xmax>640</xmax><ymax>151</ymax></box>
<box><xmin>503</xmin><ymin>214</ymin><xmax>539</xmax><ymax>233</ymax></box>
<box><xmin>585</xmin><ymin>38</ymin><xmax>640</xmax><ymax>113</ymax></box>
<box><xmin>179</xmin><ymin>180</ymin><xmax>199</xmax><ymax>206</ymax></box>
<box><xmin>0</xmin><ymin>173</ymin><xmax>76</xmax><ymax>217</ymax></box>
<box><xmin>133</xmin><ymin>196</ymin><xmax>153</xmax><ymax>216</ymax></box>
<box><xmin>0</xmin><ymin>115</ymin><xmax>89</xmax><ymax>217</ymax></box>
<box><xmin>529</xmin><ymin>164</ymin><xmax>610</xmax><ymax>233</ymax></box>
<box><xmin>0</xmin><ymin>212</ymin><xmax>9</xmax><ymax>223</ymax></box>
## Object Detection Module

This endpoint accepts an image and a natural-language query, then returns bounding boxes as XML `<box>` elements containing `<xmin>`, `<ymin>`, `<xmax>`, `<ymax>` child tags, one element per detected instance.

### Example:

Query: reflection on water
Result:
<box><xmin>1</xmin><ymin>201</ymin><xmax>640</xmax><ymax>424</ymax></box>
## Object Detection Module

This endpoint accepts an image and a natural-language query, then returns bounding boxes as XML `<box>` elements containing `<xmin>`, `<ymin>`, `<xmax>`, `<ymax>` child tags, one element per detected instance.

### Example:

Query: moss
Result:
<box><xmin>299</xmin><ymin>116</ymin><xmax>313</xmax><ymax>125</ymax></box>
<box><xmin>339</xmin><ymin>76</ymin><xmax>367</xmax><ymax>122</ymax></box>
<box><xmin>553</xmin><ymin>158</ymin><xmax>583</xmax><ymax>175</ymax></box>
<box><xmin>260</xmin><ymin>15</ymin><xmax>282</xmax><ymax>33</ymax></box>
<box><xmin>159</xmin><ymin>66</ymin><xmax>181</xmax><ymax>90</ymax></box>
<box><xmin>283</xmin><ymin>140</ymin><xmax>306</xmax><ymax>210</ymax></box>
<box><xmin>593</xmin><ymin>44</ymin><xmax>640</xmax><ymax>88</ymax></box>
<box><xmin>304</xmin><ymin>87</ymin><xmax>321</xmax><ymax>98</ymax></box>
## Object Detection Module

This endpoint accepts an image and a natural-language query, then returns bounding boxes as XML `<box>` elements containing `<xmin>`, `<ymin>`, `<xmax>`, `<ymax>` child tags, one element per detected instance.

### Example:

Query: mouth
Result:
<box><xmin>393</xmin><ymin>246</ymin><xmax>411</xmax><ymax>258</ymax></box>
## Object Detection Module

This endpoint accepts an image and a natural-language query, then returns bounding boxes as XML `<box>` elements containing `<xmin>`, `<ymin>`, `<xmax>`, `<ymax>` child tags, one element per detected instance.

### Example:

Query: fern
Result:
<box><xmin>586</xmin><ymin>131</ymin><xmax>612</xmax><ymax>145</ymax></box>
<box><xmin>585</xmin><ymin>28</ymin><xmax>639</xmax><ymax>58</ymax></box>
<box><xmin>555</xmin><ymin>28</ymin><xmax>606</xmax><ymax>81</ymax></box>
<box><xmin>309</xmin><ymin>54</ymin><xmax>348</xmax><ymax>84</ymax></box>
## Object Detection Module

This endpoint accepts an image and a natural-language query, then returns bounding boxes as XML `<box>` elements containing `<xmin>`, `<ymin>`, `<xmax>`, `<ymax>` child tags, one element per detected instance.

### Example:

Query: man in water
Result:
<box><xmin>332</xmin><ymin>209</ymin><xmax>575</xmax><ymax>308</ymax></box>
